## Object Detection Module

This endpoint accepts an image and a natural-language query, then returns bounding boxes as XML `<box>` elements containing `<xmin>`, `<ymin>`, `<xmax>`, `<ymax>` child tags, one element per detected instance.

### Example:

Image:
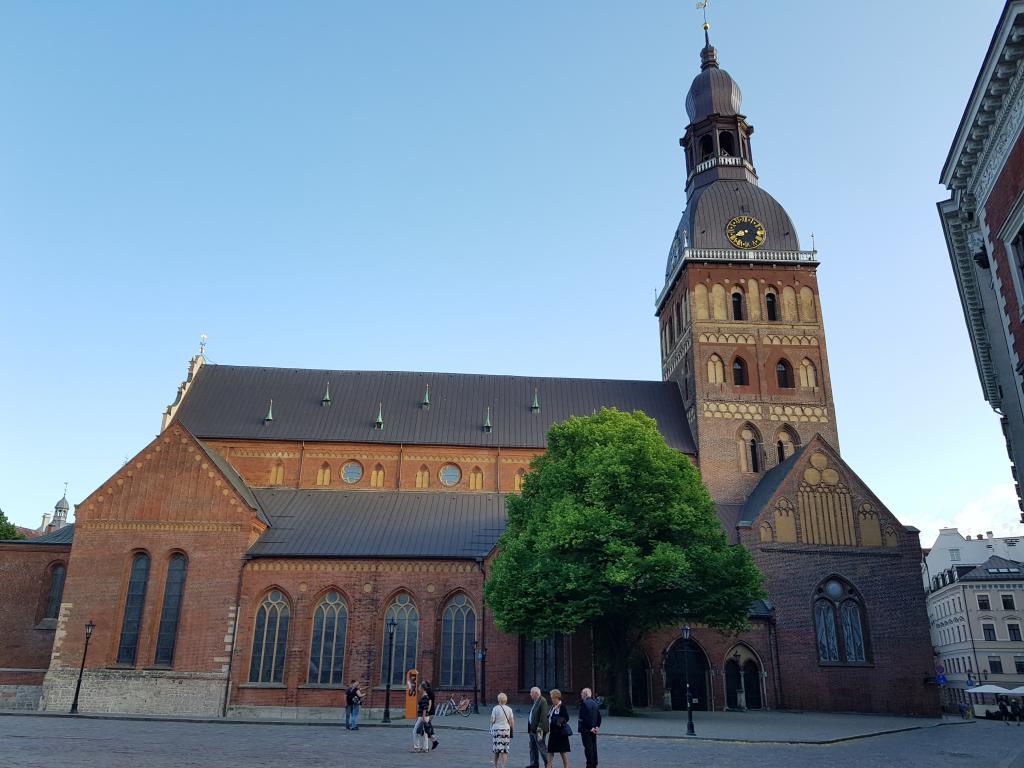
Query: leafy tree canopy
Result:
<box><xmin>485</xmin><ymin>409</ymin><xmax>764</xmax><ymax>706</ymax></box>
<box><xmin>0</xmin><ymin>507</ymin><xmax>25</xmax><ymax>540</ymax></box>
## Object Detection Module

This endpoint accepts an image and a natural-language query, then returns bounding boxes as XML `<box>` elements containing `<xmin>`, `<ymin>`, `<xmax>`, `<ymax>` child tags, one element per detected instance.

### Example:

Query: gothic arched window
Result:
<box><xmin>738</xmin><ymin>424</ymin><xmax>762</xmax><ymax>474</ymax></box>
<box><xmin>776</xmin><ymin>360</ymin><xmax>795</xmax><ymax>389</ymax></box>
<box><xmin>469</xmin><ymin>467</ymin><xmax>483</xmax><ymax>491</ymax></box>
<box><xmin>813</xmin><ymin>577</ymin><xmax>868</xmax><ymax>664</ymax></box>
<box><xmin>381</xmin><ymin>594</ymin><xmax>419</xmax><ymax>685</ymax></box>
<box><xmin>415</xmin><ymin>465</ymin><xmax>429</xmax><ymax>489</ymax></box>
<box><xmin>765</xmin><ymin>291</ymin><xmax>778</xmax><ymax>321</ymax></box>
<box><xmin>270</xmin><ymin>461</ymin><xmax>284</xmax><ymax>486</ymax></box>
<box><xmin>731</xmin><ymin>291</ymin><xmax>744</xmax><ymax>321</ymax></box>
<box><xmin>249</xmin><ymin>590</ymin><xmax>290</xmax><ymax>683</ymax></box>
<box><xmin>117</xmin><ymin>552</ymin><xmax>151</xmax><ymax>666</ymax></box>
<box><xmin>370</xmin><ymin>464</ymin><xmax>385</xmax><ymax>488</ymax></box>
<box><xmin>799</xmin><ymin>358</ymin><xmax>818</xmax><ymax>388</ymax></box>
<box><xmin>732</xmin><ymin>357</ymin><xmax>749</xmax><ymax>386</ymax></box>
<box><xmin>308</xmin><ymin>591</ymin><xmax>348</xmax><ymax>685</ymax></box>
<box><xmin>440</xmin><ymin>594</ymin><xmax>477</xmax><ymax>689</ymax></box>
<box><xmin>44</xmin><ymin>563</ymin><xmax>66</xmax><ymax>621</ymax></box>
<box><xmin>154</xmin><ymin>553</ymin><xmax>188</xmax><ymax>667</ymax></box>
<box><xmin>514</xmin><ymin>469</ymin><xmax>525</xmax><ymax>493</ymax></box>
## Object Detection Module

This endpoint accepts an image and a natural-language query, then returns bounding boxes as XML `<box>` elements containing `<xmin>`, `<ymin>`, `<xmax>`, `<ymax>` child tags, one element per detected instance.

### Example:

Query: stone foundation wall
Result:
<box><xmin>40</xmin><ymin>667</ymin><xmax>227</xmax><ymax>716</ymax></box>
<box><xmin>0</xmin><ymin>684</ymin><xmax>42</xmax><ymax>710</ymax></box>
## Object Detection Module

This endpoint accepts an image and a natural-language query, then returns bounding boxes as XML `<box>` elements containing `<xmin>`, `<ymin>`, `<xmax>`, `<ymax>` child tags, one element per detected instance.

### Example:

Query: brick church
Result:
<box><xmin>0</xmin><ymin>31</ymin><xmax>939</xmax><ymax>718</ymax></box>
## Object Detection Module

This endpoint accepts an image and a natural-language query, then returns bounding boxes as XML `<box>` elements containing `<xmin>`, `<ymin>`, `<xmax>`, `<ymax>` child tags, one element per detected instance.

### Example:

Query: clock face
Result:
<box><xmin>725</xmin><ymin>215</ymin><xmax>766</xmax><ymax>250</ymax></box>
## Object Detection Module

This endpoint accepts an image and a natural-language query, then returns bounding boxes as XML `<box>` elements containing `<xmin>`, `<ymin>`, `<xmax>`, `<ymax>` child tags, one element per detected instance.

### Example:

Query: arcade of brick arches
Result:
<box><xmin>0</xmin><ymin>28</ymin><xmax>938</xmax><ymax>718</ymax></box>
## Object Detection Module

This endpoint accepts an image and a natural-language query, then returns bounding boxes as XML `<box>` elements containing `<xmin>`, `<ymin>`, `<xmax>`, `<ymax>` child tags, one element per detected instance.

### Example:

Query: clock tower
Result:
<box><xmin>657</xmin><ymin>29</ymin><xmax>839</xmax><ymax>507</ymax></box>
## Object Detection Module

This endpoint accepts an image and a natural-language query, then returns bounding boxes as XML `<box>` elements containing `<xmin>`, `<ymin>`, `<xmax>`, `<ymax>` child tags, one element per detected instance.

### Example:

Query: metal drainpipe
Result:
<box><xmin>768</xmin><ymin>615</ymin><xmax>783</xmax><ymax>710</ymax></box>
<box><xmin>476</xmin><ymin>558</ymin><xmax>487</xmax><ymax>705</ymax></box>
<box><xmin>297</xmin><ymin>441</ymin><xmax>305</xmax><ymax>488</ymax></box>
<box><xmin>221</xmin><ymin>555</ymin><xmax>249</xmax><ymax>717</ymax></box>
<box><xmin>398</xmin><ymin>444</ymin><xmax>403</xmax><ymax>488</ymax></box>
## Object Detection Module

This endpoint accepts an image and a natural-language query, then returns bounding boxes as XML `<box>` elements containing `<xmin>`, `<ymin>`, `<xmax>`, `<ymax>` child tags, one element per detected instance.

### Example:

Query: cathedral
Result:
<box><xmin>0</xmin><ymin>31</ymin><xmax>939</xmax><ymax>718</ymax></box>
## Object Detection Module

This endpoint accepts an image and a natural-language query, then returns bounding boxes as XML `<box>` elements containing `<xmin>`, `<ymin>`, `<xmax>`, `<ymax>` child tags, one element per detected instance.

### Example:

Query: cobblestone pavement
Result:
<box><xmin>1</xmin><ymin>715</ymin><xmax>1022</xmax><ymax>768</ymax></box>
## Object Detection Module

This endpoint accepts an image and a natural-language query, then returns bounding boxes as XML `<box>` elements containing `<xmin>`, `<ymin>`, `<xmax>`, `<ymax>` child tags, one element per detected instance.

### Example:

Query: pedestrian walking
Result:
<box><xmin>412</xmin><ymin>684</ymin><xmax>432</xmax><ymax>752</ymax></box>
<box><xmin>526</xmin><ymin>686</ymin><xmax>550</xmax><ymax>768</ymax></box>
<box><xmin>577</xmin><ymin>688</ymin><xmax>601</xmax><ymax>768</ymax></box>
<box><xmin>1012</xmin><ymin>698</ymin><xmax>1022</xmax><ymax>726</ymax></box>
<box><xmin>490</xmin><ymin>692</ymin><xmax>515</xmax><ymax>768</ymax></box>
<box><xmin>423</xmin><ymin>680</ymin><xmax>439</xmax><ymax>750</ymax></box>
<box><xmin>546</xmin><ymin>689</ymin><xmax>571</xmax><ymax>768</ymax></box>
<box><xmin>344</xmin><ymin>679</ymin><xmax>364</xmax><ymax>730</ymax></box>
<box><xmin>1000</xmin><ymin>697</ymin><xmax>1011</xmax><ymax>724</ymax></box>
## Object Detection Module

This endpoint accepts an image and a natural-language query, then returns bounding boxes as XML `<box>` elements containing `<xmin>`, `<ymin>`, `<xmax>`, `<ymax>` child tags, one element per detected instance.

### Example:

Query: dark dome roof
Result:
<box><xmin>54</xmin><ymin>495</ymin><xmax>69</xmax><ymax>512</ymax></box>
<box><xmin>666</xmin><ymin>180</ymin><xmax>800</xmax><ymax>278</ymax></box>
<box><xmin>685</xmin><ymin>44</ymin><xmax>742</xmax><ymax>122</ymax></box>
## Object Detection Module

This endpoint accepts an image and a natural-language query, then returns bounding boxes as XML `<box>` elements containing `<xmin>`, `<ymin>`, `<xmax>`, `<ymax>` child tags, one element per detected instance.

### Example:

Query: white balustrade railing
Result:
<box><xmin>690</xmin><ymin>155</ymin><xmax>755</xmax><ymax>177</ymax></box>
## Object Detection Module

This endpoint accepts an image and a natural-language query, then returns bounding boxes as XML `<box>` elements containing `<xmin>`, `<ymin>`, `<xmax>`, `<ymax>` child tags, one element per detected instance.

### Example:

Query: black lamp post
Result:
<box><xmin>383</xmin><ymin>618</ymin><xmax>397</xmax><ymax>724</ymax></box>
<box><xmin>70</xmin><ymin>620</ymin><xmax>96</xmax><ymax>715</ymax></box>
<box><xmin>681</xmin><ymin>625</ymin><xmax>695</xmax><ymax>736</ymax></box>
<box><xmin>733</xmin><ymin>650</ymin><xmax>746</xmax><ymax>711</ymax></box>
<box><xmin>478</xmin><ymin>645</ymin><xmax>488</xmax><ymax>710</ymax></box>
<box><xmin>472</xmin><ymin>640</ymin><xmax>480</xmax><ymax>714</ymax></box>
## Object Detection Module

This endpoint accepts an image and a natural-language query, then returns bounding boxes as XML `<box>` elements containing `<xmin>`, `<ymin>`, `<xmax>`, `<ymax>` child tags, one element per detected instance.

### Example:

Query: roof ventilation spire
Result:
<box><xmin>421</xmin><ymin>384</ymin><xmax>431</xmax><ymax>410</ymax></box>
<box><xmin>696</xmin><ymin>1</ymin><xmax>718</xmax><ymax>70</ymax></box>
<box><xmin>374</xmin><ymin>402</ymin><xmax>384</xmax><ymax>430</ymax></box>
<box><xmin>321</xmin><ymin>382</ymin><xmax>332</xmax><ymax>407</ymax></box>
<box><xmin>531</xmin><ymin>388</ymin><xmax>541</xmax><ymax>413</ymax></box>
<box><xmin>483</xmin><ymin>406</ymin><xmax>493</xmax><ymax>433</ymax></box>
<box><xmin>264</xmin><ymin>399</ymin><xmax>274</xmax><ymax>424</ymax></box>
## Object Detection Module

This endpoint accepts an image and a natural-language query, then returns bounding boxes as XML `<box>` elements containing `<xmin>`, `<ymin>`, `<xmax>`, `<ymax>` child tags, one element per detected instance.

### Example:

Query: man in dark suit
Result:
<box><xmin>526</xmin><ymin>686</ymin><xmax>549</xmax><ymax>768</ymax></box>
<box><xmin>577</xmin><ymin>687</ymin><xmax>601</xmax><ymax>768</ymax></box>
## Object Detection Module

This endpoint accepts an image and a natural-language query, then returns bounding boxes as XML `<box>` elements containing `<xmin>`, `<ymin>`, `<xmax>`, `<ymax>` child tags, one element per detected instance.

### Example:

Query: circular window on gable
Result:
<box><xmin>439</xmin><ymin>464</ymin><xmax>462</xmax><ymax>487</ymax></box>
<box><xmin>342</xmin><ymin>461</ymin><xmax>364</xmax><ymax>484</ymax></box>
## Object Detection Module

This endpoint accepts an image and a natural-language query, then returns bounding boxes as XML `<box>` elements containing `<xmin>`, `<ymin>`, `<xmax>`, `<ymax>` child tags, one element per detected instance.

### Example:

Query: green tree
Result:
<box><xmin>484</xmin><ymin>408</ymin><xmax>765</xmax><ymax>714</ymax></box>
<box><xmin>0</xmin><ymin>507</ymin><xmax>25</xmax><ymax>540</ymax></box>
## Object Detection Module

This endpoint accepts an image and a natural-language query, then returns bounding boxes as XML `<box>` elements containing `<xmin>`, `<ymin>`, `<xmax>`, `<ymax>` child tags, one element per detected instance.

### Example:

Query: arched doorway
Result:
<box><xmin>724</xmin><ymin>646</ymin><xmax>764</xmax><ymax>711</ymax></box>
<box><xmin>629</xmin><ymin>653</ymin><xmax>650</xmax><ymax>709</ymax></box>
<box><xmin>664</xmin><ymin>638</ymin><xmax>710</xmax><ymax>711</ymax></box>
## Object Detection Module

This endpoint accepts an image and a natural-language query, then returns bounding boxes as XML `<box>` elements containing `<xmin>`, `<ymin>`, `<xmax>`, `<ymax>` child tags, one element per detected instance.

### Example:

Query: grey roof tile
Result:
<box><xmin>737</xmin><ymin>443</ymin><xmax>809</xmax><ymax>526</ymax></box>
<box><xmin>1</xmin><ymin>523</ymin><xmax>75</xmax><ymax>545</ymax></box>
<box><xmin>175</xmin><ymin>366</ymin><xmax>695</xmax><ymax>453</ymax></box>
<box><xmin>195</xmin><ymin>438</ymin><xmax>269</xmax><ymax>525</ymax></box>
<box><xmin>247</xmin><ymin>490</ymin><xmax>506</xmax><ymax>559</ymax></box>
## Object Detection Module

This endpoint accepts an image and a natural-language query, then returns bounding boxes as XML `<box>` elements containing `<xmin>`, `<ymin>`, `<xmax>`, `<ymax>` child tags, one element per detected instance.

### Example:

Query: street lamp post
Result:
<box><xmin>681</xmin><ymin>625</ymin><xmax>695</xmax><ymax>736</ymax></box>
<box><xmin>478</xmin><ymin>646</ymin><xmax>488</xmax><ymax>709</ymax></box>
<box><xmin>472</xmin><ymin>640</ymin><xmax>480</xmax><ymax>714</ymax></box>
<box><xmin>70</xmin><ymin>620</ymin><xmax>96</xmax><ymax>715</ymax></box>
<box><xmin>383</xmin><ymin>618</ymin><xmax>397</xmax><ymax>724</ymax></box>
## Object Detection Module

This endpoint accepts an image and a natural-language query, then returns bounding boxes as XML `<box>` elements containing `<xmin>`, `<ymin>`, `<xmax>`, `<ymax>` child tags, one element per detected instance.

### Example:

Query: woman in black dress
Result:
<box><xmin>546</xmin><ymin>689</ymin><xmax>570</xmax><ymax>768</ymax></box>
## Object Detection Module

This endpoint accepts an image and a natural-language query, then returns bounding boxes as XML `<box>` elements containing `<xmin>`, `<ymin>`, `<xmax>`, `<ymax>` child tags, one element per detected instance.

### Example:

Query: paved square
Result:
<box><xmin>1</xmin><ymin>713</ymin><xmax>1021</xmax><ymax>768</ymax></box>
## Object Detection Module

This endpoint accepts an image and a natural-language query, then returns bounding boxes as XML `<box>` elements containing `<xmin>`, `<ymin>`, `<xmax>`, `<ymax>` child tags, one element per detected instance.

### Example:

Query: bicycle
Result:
<box><xmin>435</xmin><ymin>695</ymin><xmax>473</xmax><ymax>717</ymax></box>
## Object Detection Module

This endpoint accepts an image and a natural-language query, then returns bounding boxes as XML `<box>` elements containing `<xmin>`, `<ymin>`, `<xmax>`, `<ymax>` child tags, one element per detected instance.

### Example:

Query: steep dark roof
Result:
<box><xmin>749</xmin><ymin>598</ymin><xmax>774</xmax><ymax>619</ymax></box>
<box><xmin>195</xmin><ymin>438</ymin><xmax>269</xmax><ymax>525</ymax></box>
<box><xmin>175</xmin><ymin>365</ymin><xmax>695</xmax><ymax>453</ymax></box>
<box><xmin>247</xmin><ymin>490</ymin><xmax>506</xmax><ymax>559</ymax></box>
<box><xmin>738</xmin><ymin>444</ymin><xmax>809</xmax><ymax>526</ymax></box>
<box><xmin>1</xmin><ymin>523</ymin><xmax>75</xmax><ymax>546</ymax></box>
<box><xmin>959</xmin><ymin>555</ymin><xmax>1024</xmax><ymax>581</ymax></box>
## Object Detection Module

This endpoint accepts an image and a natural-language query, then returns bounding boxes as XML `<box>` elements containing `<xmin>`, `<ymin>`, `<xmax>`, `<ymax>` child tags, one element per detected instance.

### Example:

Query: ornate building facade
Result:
<box><xmin>0</xmin><ymin>31</ymin><xmax>938</xmax><ymax>718</ymax></box>
<box><xmin>939</xmin><ymin>1</ymin><xmax>1024</xmax><ymax>522</ymax></box>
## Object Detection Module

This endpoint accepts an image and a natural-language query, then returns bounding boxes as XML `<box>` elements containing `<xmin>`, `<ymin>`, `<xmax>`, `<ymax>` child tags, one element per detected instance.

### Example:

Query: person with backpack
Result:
<box><xmin>344</xmin><ymin>679</ymin><xmax>364</xmax><ymax>730</ymax></box>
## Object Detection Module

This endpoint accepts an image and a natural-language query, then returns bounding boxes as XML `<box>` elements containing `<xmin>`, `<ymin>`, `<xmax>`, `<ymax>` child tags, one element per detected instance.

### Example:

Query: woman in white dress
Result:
<box><xmin>490</xmin><ymin>692</ymin><xmax>515</xmax><ymax>768</ymax></box>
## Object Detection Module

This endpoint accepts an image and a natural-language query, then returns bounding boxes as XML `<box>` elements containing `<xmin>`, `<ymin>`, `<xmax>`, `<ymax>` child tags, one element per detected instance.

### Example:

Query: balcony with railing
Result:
<box><xmin>688</xmin><ymin>154</ymin><xmax>756</xmax><ymax>180</ymax></box>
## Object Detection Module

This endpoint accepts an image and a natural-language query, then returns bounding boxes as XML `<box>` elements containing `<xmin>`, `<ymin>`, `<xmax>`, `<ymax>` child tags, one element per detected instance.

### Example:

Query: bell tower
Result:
<box><xmin>657</xmin><ymin>27</ymin><xmax>839</xmax><ymax>506</ymax></box>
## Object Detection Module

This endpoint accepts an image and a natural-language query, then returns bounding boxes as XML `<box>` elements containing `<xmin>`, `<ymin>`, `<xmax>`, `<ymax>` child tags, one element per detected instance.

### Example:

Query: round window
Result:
<box><xmin>342</xmin><ymin>461</ymin><xmax>364</xmax><ymax>484</ymax></box>
<box><xmin>824</xmin><ymin>580</ymin><xmax>844</xmax><ymax>600</ymax></box>
<box><xmin>439</xmin><ymin>464</ymin><xmax>462</xmax><ymax>486</ymax></box>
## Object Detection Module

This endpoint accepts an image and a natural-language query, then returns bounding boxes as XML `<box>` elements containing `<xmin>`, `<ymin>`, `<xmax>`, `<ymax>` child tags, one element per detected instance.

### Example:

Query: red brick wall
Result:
<box><xmin>0</xmin><ymin>542</ymin><xmax>69</xmax><ymax>683</ymax></box>
<box><xmin>229</xmin><ymin>556</ymin><xmax>524</xmax><ymax>710</ymax></box>
<box><xmin>984</xmin><ymin>135</ymin><xmax>1024</xmax><ymax>368</ymax></box>
<box><xmin>50</xmin><ymin>424</ymin><xmax>264</xmax><ymax>677</ymax></box>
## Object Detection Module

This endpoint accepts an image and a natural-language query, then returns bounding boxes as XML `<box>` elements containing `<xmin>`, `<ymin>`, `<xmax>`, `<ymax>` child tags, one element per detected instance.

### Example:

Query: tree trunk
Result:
<box><xmin>593</xmin><ymin>620</ymin><xmax>636</xmax><ymax>716</ymax></box>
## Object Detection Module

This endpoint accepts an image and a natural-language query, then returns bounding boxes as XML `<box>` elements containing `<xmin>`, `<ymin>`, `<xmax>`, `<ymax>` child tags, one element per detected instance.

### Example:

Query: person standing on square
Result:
<box><xmin>577</xmin><ymin>688</ymin><xmax>601</xmax><ymax>768</ymax></box>
<box><xmin>526</xmin><ymin>686</ymin><xmax>549</xmax><ymax>768</ymax></box>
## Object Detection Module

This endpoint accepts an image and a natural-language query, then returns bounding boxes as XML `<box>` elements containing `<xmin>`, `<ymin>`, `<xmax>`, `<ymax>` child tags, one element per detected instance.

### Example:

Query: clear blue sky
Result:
<box><xmin>0</xmin><ymin>1</ymin><xmax>1013</xmax><ymax>545</ymax></box>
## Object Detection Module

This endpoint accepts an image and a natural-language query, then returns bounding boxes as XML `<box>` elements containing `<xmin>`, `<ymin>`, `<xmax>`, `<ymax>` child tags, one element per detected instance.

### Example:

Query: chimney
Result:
<box><xmin>977</xmin><ymin>534</ymin><xmax>984</xmax><ymax>540</ymax></box>
<box><xmin>39</xmin><ymin>512</ymin><xmax>52</xmax><ymax>532</ymax></box>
